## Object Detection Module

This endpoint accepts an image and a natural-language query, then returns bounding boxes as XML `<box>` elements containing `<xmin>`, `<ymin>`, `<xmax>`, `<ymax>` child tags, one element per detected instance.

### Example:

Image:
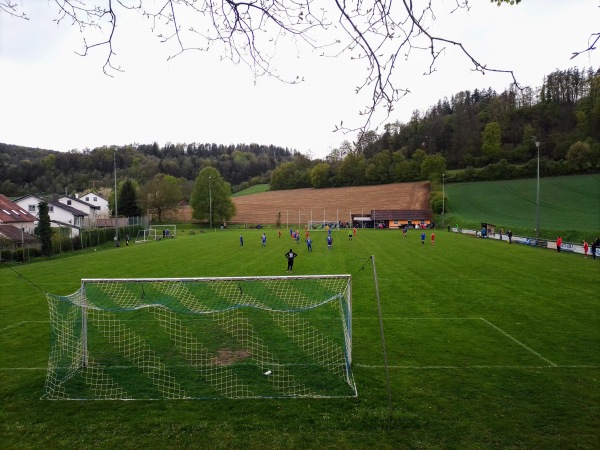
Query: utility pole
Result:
<box><xmin>535</xmin><ymin>139</ymin><xmax>541</xmax><ymax>240</ymax></box>
<box><xmin>114</xmin><ymin>150</ymin><xmax>119</xmax><ymax>246</ymax></box>
<box><xmin>209</xmin><ymin>176</ymin><xmax>212</xmax><ymax>231</ymax></box>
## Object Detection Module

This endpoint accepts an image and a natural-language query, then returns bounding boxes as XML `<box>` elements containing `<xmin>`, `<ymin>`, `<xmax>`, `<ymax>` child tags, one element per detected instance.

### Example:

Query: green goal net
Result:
<box><xmin>43</xmin><ymin>276</ymin><xmax>355</xmax><ymax>400</ymax></box>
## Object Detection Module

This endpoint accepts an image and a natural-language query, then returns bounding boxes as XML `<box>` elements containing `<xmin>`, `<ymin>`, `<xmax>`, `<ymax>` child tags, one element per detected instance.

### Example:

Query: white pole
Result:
<box><xmin>535</xmin><ymin>140</ymin><xmax>541</xmax><ymax>239</ymax></box>
<box><xmin>114</xmin><ymin>150</ymin><xmax>119</xmax><ymax>245</ymax></box>
<box><xmin>209</xmin><ymin>176</ymin><xmax>212</xmax><ymax>231</ymax></box>
<box><xmin>81</xmin><ymin>282</ymin><xmax>88</xmax><ymax>368</ymax></box>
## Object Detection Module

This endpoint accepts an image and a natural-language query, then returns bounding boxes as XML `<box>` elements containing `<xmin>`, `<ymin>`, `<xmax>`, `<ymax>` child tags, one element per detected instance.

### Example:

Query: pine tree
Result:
<box><xmin>38</xmin><ymin>201</ymin><xmax>53</xmax><ymax>257</ymax></box>
<box><xmin>119</xmin><ymin>179</ymin><xmax>142</xmax><ymax>217</ymax></box>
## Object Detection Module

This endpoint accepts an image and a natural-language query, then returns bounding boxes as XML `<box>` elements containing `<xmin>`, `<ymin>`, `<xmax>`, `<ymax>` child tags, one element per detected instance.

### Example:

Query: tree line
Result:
<box><xmin>0</xmin><ymin>142</ymin><xmax>296</xmax><ymax>198</ymax></box>
<box><xmin>1</xmin><ymin>67</ymin><xmax>597</xmax><ymax>208</ymax></box>
<box><xmin>271</xmin><ymin>67</ymin><xmax>599</xmax><ymax>190</ymax></box>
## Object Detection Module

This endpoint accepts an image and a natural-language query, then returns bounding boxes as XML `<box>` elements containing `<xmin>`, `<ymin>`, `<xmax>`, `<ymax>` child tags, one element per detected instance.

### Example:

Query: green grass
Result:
<box><xmin>446</xmin><ymin>174</ymin><xmax>600</xmax><ymax>241</ymax></box>
<box><xmin>232</xmin><ymin>184</ymin><xmax>271</xmax><ymax>197</ymax></box>
<box><xmin>1</xmin><ymin>229</ymin><xmax>599</xmax><ymax>449</ymax></box>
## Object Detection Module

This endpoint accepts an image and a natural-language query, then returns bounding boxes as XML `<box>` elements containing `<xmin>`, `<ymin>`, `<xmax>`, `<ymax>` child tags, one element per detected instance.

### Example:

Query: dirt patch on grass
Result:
<box><xmin>165</xmin><ymin>182</ymin><xmax>430</xmax><ymax>225</ymax></box>
<box><xmin>211</xmin><ymin>348</ymin><xmax>252</xmax><ymax>366</ymax></box>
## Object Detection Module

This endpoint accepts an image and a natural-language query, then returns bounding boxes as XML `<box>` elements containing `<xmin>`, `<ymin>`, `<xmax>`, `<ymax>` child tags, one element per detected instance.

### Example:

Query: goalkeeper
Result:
<box><xmin>285</xmin><ymin>249</ymin><xmax>298</xmax><ymax>272</ymax></box>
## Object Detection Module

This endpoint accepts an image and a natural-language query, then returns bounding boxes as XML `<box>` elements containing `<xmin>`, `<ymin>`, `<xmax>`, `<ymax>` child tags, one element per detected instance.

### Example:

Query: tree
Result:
<box><xmin>481</xmin><ymin>122</ymin><xmax>502</xmax><ymax>161</ymax></box>
<box><xmin>309</xmin><ymin>163</ymin><xmax>332</xmax><ymax>188</ymax></box>
<box><xmin>3</xmin><ymin>0</ymin><xmax>524</xmax><ymax>135</ymax></box>
<box><xmin>566</xmin><ymin>141</ymin><xmax>593</xmax><ymax>170</ymax></box>
<box><xmin>119</xmin><ymin>179</ymin><xmax>142</xmax><ymax>217</ymax></box>
<box><xmin>337</xmin><ymin>153</ymin><xmax>367</xmax><ymax>187</ymax></box>
<box><xmin>139</xmin><ymin>174</ymin><xmax>182</xmax><ymax>222</ymax></box>
<box><xmin>190</xmin><ymin>167</ymin><xmax>236</xmax><ymax>226</ymax></box>
<box><xmin>420</xmin><ymin>154</ymin><xmax>447</xmax><ymax>183</ymax></box>
<box><xmin>37</xmin><ymin>201</ymin><xmax>53</xmax><ymax>257</ymax></box>
<box><xmin>270</xmin><ymin>161</ymin><xmax>311</xmax><ymax>190</ymax></box>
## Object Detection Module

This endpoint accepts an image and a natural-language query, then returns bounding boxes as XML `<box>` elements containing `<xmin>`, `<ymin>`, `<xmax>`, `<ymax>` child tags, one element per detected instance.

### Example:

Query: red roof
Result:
<box><xmin>370</xmin><ymin>209</ymin><xmax>433</xmax><ymax>220</ymax></box>
<box><xmin>0</xmin><ymin>224</ymin><xmax>38</xmax><ymax>244</ymax></box>
<box><xmin>0</xmin><ymin>194</ymin><xmax>37</xmax><ymax>224</ymax></box>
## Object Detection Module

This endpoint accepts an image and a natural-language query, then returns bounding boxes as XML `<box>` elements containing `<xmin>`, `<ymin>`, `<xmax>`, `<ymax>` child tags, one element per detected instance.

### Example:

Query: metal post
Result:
<box><xmin>209</xmin><ymin>176</ymin><xmax>212</xmax><ymax>231</ymax></box>
<box><xmin>535</xmin><ymin>140</ymin><xmax>541</xmax><ymax>239</ymax></box>
<box><xmin>113</xmin><ymin>150</ymin><xmax>119</xmax><ymax>246</ymax></box>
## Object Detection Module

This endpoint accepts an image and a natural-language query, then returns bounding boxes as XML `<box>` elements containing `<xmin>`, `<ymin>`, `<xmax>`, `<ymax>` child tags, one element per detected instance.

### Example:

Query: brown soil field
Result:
<box><xmin>165</xmin><ymin>182</ymin><xmax>430</xmax><ymax>225</ymax></box>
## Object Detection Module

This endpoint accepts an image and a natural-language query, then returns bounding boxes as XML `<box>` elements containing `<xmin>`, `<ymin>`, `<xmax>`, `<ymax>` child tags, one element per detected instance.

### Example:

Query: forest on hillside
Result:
<box><xmin>0</xmin><ymin>142</ymin><xmax>296</xmax><ymax>198</ymax></box>
<box><xmin>1</xmin><ymin>67</ymin><xmax>598</xmax><ymax>199</ymax></box>
<box><xmin>271</xmin><ymin>67</ymin><xmax>600</xmax><ymax>189</ymax></box>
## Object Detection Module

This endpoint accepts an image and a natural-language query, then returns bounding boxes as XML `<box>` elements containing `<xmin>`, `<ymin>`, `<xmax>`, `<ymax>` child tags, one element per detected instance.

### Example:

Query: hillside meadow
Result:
<box><xmin>445</xmin><ymin>174</ymin><xmax>600</xmax><ymax>241</ymax></box>
<box><xmin>1</xmin><ymin>227</ymin><xmax>598</xmax><ymax>449</ymax></box>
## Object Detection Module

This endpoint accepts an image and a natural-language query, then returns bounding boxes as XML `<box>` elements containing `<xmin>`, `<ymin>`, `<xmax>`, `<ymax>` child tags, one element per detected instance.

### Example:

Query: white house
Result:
<box><xmin>79</xmin><ymin>192</ymin><xmax>110</xmax><ymax>217</ymax></box>
<box><xmin>58</xmin><ymin>195</ymin><xmax>100</xmax><ymax>228</ymax></box>
<box><xmin>15</xmin><ymin>195</ymin><xmax>88</xmax><ymax>237</ymax></box>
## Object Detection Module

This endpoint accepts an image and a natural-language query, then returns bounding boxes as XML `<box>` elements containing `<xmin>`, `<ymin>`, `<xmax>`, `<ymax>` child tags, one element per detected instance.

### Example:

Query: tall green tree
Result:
<box><xmin>37</xmin><ymin>201</ymin><xmax>53</xmax><ymax>257</ymax></box>
<box><xmin>190</xmin><ymin>167</ymin><xmax>236</xmax><ymax>226</ymax></box>
<box><xmin>481</xmin><ymin>122</ymin><xmax>502</xmax><ymax>161</ymax></box>
<box><xmin>420</xmin><ymin>154</ymin><xmax>447</xmax><ymax>183</ymax></box>
<box><xmin>310</xmin><ymin>162</ymin><xmax>332</xmax><ymax>188</ymax></box>
<box><xmin>139</xmin><ymin>174</ymin><xmax>182</xmax><ymax>222</ymax></box>
<box><xmin>119</xmin><ymin>179</ymin><xmax>142</xmax><ymax>217</ymax></box>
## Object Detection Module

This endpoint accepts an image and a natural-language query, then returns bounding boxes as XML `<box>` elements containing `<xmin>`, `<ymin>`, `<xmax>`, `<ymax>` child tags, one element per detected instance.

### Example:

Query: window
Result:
<box><xmin>85</xmin><ymin>197</ymin><xmax>89</xmax><ymax>202</ymax></box>
<box><xmin>93</xmin><ymin>197</ymin><xmax>97</xmax><ymax>202</ymax></box>
<box><xmin>67</xmin><ymin>200</ymin><xmax>72</xmax><ymax>205</ymax></box>
<box><xmin>28</xmin><ymin>205</ymin><xmax>36</xmax><ymax>212</ymax></box>
<box><xmin>48</xmin><ymin>205</ymin><xmax>54</xmax><ymax>212</ymax></box>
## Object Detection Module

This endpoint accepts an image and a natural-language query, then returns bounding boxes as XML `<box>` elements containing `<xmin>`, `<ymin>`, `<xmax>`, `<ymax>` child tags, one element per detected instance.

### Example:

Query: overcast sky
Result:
<box><xmin>1</xmin><ymin>1</ymin><xmax>598</xmax><ymax>159</ymax></box>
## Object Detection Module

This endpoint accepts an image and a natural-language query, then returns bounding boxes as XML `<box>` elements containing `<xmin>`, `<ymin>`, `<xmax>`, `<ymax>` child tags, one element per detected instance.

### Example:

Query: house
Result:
<box><xmin>0</xmin><ymin>194</ymin><xmax>38</xmax><ymax>248</ymax></box>
<box><xmin>58</xmin><ymin>195</ymin><xmax>101</xmax><ymax>228</ymax></box>
<box><xmin>79</xmin><ymin>192</ymin><xmax>110</xmax><ymax>217</ymax></box>
<box><xmin>15</xmin><ymin>195</ymin><xmax>88</xmax><ymax>237</ymax></box>
<box><xmin>354</xmin><ymin>209</ymin><xmax>434</xmax><ymax>229</ymax></box>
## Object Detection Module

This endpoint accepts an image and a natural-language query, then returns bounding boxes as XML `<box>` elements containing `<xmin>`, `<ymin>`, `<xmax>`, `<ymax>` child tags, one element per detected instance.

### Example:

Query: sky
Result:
<box><xmin>0</xmin><ymin>1</ymin><xmax>598</xmax><ymax>160</ymax></box>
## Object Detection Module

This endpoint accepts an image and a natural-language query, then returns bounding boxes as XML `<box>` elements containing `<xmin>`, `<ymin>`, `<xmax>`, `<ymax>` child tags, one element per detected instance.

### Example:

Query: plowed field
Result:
<box><xmin>167</xmin><ymin>182</ymin><xmax>430</xmax><ymax>225</ymax></box>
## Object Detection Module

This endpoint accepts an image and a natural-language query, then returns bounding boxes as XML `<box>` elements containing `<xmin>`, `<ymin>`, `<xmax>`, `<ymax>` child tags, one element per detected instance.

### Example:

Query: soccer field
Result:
<box><xmin>1</xmin><ymin>229</ymin><xmax>598</xmax><ymax>448</ymax></box>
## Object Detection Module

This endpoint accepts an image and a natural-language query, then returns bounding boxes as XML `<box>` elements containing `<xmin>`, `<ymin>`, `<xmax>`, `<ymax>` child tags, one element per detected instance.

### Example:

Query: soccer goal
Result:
<box><xmin>308</xmin><ymin>221</ymin><xmax>340</xmax><ymax>231</ymax></box>
<box><xmin>135</xmin><ymin>228</ymin><xmax>158</xmax><ymax>243</ymax></box>
<box><xmin>149</xmin><ymin>224</ymin><xmax>177</xmax><ymax>237</ymax></box>
<box><xmin>43</xmin><ymin>275</ymin><xmax>355</xmax><ymax>400</ymax></box>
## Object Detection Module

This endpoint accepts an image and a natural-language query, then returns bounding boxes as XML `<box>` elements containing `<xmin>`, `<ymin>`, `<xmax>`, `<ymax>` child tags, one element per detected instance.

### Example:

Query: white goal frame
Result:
<box><xmin>135</xmin><ymin>228</ymin><xmax>158</xmax><ymax>243</ymax></box>
<box><xmin>149</xmin><ymin>224</ymin><xmax>177</xmax><ymax>237</ymax></box>
<box><xmin>43</xmin><ymin>275</ymin><xmax>354</xmax><ymax>400</ymax></box>
<box><xmin>308</xmin><ymin>221</ymin><xmax>340</xmax><ymax>231</ymax></box>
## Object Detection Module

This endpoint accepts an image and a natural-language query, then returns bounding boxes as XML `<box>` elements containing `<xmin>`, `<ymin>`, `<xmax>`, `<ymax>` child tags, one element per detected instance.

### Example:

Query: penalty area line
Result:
<box><xmin>479</xmin><ymin>318</ymin><xmax>557</xmax><ymax>367</ymax></box>
<box><xmin>354</xmin><ymin>364</ymin><xmax>599</xmax><ymax>370</ymax></box>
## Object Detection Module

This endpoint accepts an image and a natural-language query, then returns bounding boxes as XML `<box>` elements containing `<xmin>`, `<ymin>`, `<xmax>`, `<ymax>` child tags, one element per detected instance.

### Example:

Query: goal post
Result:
<box><xmin>43</xmin><ymin>275</ymin><xmax>355</xmax><ymax>400</ymax></box>
<box><xmin>149</xmin><ymin>224</ymin><xmax>177</xmax><ymax>237</ymax></box>
<box><xmin>135</xmin><ymin>229</ymin><xmax>158</xmax><ymax>243</ymax></box>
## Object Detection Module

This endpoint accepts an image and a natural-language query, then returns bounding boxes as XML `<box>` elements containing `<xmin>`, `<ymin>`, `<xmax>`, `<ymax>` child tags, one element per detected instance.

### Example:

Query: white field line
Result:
<box><xmin>354</xmin><ymin>364</ymin><xmax>599</xmax><ymax>369</ymax></box>
<box><xmin>355</xmin><ymin>316</ymin><xmax>561</xmax><ymax>368</ymax></box>
<box><xmin>2</xmin><ymin>364</ymin><xmax>599</xmax><ymax>371</ymax></box>
<box><xmin>353</xmin><ymin>317</ymin><xmax>481</xmax><ymax>320</ymax></box>
<box><xmin>479</xmin><ymin>318</ymin><xmax>557</xmax><ymax>367</ymax></box>
<box><xmin>0</xmin><ymin>320</ymin><xmax>49</xmax><ymax>332</ymax></box>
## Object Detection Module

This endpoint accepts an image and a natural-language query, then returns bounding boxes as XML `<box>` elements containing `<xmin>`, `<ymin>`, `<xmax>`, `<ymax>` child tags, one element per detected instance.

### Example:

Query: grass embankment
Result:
<box><xmin>444</xmin><ymin>174</ymin><xmax>600</xmax><ymax>243</ymax></box>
